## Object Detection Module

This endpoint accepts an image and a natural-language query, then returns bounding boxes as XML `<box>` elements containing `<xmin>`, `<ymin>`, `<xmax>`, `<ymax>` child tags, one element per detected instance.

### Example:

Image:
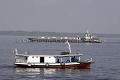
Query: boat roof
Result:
<box><xmin>15</xmin><ymin>53</ymin><xmax>82</xmax><ymax>57</ymax></box>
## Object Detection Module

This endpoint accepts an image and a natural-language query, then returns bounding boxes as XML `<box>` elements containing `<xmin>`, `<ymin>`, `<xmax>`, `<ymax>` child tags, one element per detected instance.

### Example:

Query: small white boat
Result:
<box><xmin>13</xmin><ymin>41</ymin><xmax>93</xmax><ymax>69</ymax></box>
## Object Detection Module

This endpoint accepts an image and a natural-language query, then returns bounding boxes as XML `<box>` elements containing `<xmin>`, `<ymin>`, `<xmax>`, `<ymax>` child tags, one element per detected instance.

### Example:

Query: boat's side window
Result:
<box><xmin>25</xmin><ymin>57</ymin><xmax>27</xmax><ymax>60</ymax></box>
<box><xmin>66</xmin><ymin>60</ymin><xmax>70</xmax><ymax>62</ymax></box>
<box><xmin>71</xmin><ymin>56</ymin><xmax>75</xmax><ymax>62</ymax></box>
<box><xmin>32</xmin><ymin>56</ymin><xmax>34</xmax><ymax>58</ymax></box>
<box><xmin>36</xmin><ymin>56</ymin><xmax>38</xmax><ymax>58</ymax></box>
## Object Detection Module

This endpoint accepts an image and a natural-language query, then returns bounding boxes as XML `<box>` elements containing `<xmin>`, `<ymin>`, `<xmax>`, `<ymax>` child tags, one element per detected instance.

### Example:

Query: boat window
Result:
<box><xmin>71</xmin><ymin>56</ymin><xmax>78</xmax><ymax>62</ymax></box>
<box><xmin>32</xmin><ymin>56</ymin><xmax>34</xmax><ymax>58</ymax></box>
<box><xmin>71</xmin><ymin>56</ymin><xmax>76</xmax><ymax>62</ymax></box>
<box><xmin>25</xmin><ymin>57</ymin><xmax>27</xmax><ymax>60</ymax></box>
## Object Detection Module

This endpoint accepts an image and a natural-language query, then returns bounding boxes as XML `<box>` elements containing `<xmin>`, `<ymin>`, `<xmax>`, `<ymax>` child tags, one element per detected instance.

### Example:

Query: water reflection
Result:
<box><xmin>12</xmin><ymin>66</ymin><xmax>93</xmax><ymax>80</ymax></box>
<box><xmin>15</xmin><ymin>68</ymin><xmax>41</xmax><ymax>73</ymax></box>
<box><xmin>14</xmin><ymin>68</ymin><xmax>56</xmax><ymax>75</ymax></box>
<box><xmin>14</xmin><ymin>67</ymin><xmax>91</xmax><ymax>75</ymax></box>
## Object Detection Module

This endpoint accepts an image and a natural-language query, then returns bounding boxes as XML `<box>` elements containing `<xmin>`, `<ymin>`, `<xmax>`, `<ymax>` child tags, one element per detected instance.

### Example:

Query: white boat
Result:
<box><xmin>81</xmin><ymin>30</ymin><xmax>102</xmax><ymax>43</ymax></box>
<box><xmin>13</xmin><ymin>41</ymin><xmax>93</xmax><ymax>69</ymax></box>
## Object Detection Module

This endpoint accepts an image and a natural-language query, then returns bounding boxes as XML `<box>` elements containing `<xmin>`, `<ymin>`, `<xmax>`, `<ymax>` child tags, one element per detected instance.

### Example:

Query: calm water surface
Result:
<box><xmin>0</xmin><ymin>35</ymin><xmax>120</xmax><ymax>80</ymax></box>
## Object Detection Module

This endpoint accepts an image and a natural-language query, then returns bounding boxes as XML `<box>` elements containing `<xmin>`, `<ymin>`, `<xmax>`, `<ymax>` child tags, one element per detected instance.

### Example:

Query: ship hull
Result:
<box><xmin>15</xmin><ymin>62</ymin><xmax>92</xmax><ymax>69</ymax></box>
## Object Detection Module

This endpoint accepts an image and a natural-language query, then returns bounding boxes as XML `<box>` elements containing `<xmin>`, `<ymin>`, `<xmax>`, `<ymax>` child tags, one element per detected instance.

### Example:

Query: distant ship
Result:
<box><xmin>25</xmin><ymin>31</ymin><xmax>102</xmax><ymax>43</ymax></box>
<box><xmin>81</xmin><ymin>30</ymin><xmax>102</xmax><ymax>43</ymax></box>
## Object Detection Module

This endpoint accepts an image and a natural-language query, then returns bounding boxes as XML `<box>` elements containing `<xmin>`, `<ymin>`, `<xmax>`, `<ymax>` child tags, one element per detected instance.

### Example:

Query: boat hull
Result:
<box><xmin>15</xmin><ymin>62</ymin><xmax>92</xmax><ymax>69</ymax></box>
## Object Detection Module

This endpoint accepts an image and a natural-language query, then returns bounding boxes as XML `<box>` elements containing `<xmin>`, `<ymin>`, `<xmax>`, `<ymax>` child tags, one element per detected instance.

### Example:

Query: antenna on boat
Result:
<box><xmin>87</xmin><ymin>30</ymin><xmax>89</xmax><ymax>34</ymax></box>
<box><xmin>65</xmin><ymin>40</ymin><xmax>71</xmax><ymax>53</ymax></box>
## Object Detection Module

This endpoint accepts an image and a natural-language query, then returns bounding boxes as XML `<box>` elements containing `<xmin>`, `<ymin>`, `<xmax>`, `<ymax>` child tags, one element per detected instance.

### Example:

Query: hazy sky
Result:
<box><xmin>0</xmin><ymin>0</ymin><xmax>120</xmax><ymax>34</ymax></box>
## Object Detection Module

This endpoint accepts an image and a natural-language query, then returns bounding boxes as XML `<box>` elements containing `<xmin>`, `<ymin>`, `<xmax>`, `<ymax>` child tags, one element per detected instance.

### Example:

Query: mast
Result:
<box><xmin>65</xmin><ymin>40</ymin><xmax>71</xmax><ymax>53</ymax></box>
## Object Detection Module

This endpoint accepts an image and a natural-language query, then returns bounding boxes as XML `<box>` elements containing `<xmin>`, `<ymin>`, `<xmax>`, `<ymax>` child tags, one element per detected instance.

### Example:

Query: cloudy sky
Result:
<box><xmin>0</xmin><ymin>0</ymin><xmax>120</xmax><ymax>34</ymax></box>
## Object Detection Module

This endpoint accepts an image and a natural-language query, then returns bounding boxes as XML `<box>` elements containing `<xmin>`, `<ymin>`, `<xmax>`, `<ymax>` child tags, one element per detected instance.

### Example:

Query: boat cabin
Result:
<box><xmin>15</xmin><ymin>52</ymin><xmax>82</xmax><ymax>64</ymax></box>
<box><xmin>13</xmin><ymin>41</ymin><xmax>92</xmax><ymax>69</ymax></box>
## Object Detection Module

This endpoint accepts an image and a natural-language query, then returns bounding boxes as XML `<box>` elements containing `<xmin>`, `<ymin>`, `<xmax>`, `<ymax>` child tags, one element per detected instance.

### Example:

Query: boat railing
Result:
<box><xmin>15</xmin><ymin>59</ymin><xmax>27</xmax><ymax>63</ymax></box>
<box><xmin>81</xmin><ymin>58</ymin><xmax>92</xmax><ymax>63</ymax></box>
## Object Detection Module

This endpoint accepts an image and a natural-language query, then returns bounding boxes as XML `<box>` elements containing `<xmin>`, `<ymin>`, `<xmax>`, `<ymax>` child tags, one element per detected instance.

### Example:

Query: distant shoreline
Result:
<box><xmin>0</xmin><ymin>31</ymin><xmax>83</xmax><ymax>37</ymax></box>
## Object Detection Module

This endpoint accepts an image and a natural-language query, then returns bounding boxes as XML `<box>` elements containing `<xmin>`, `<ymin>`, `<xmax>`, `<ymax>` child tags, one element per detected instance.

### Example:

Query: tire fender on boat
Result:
<box><xmin>46</xmin><ymin>63</ymin><xmax>49</xmax><ymax>66</ymax></box>
<box><xmin>60</xmin><ymin>62</ymin><xmax>65</xmax><ymax>65</ymax></box>
<box><xmin>28</xmin><ymin>63</ymin><xmax>32</xmax><ymax>66</ymax></box>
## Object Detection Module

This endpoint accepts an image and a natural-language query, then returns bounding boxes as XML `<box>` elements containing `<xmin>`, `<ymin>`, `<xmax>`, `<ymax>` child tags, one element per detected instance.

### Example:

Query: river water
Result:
<box><xmin>0</xmin><ymin>35</ymin><xmax>120</xmax><ymax>80</ymax></box>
